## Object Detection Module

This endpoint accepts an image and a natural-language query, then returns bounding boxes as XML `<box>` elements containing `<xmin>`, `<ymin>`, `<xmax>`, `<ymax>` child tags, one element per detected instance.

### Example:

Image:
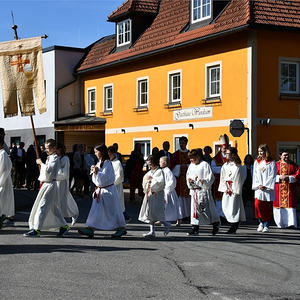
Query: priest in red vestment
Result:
<box><xmin>273</xmin><ymin>151</ymin><xmax>300</xmax><ymax>228</ymax></box>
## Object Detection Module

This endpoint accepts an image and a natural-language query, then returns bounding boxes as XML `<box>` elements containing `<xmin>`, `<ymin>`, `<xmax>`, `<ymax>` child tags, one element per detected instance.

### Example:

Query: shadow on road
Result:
<box><xmin>0</xmin><ymin>244</ymin><xmax>157</xmax><ymax>255</ymax></box>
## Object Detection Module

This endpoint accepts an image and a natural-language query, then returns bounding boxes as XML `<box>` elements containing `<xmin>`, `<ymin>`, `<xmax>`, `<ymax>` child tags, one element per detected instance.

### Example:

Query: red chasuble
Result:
<box><xmin>273</xmin><ymin>161</ymin><xmax>300</xmax><ymax>209</ymax></box>
<box><xmin>212</xmin><ymin>151</ymin><xmax>227</xmax><ymax>200</ymax></box>
<box><xmin>170</xmin><ymin>150</ymin><xmax>190</xmax><ymax>197</ymax></box>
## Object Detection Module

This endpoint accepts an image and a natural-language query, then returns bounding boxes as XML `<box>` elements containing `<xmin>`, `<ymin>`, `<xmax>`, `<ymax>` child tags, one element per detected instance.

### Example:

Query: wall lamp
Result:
<box><xmin>260</xmin><ymin>118</ymin><xmax>271</xmax><ymax>125</ymax></box>
<box><xmin>121</xmin><ymin>129</ymin><xmax>126</xmax><ymax>133</ymax></box>
<box><xmin>154</xmin><ymin>126</ymin><xmax>159</xmax><ymax>132</ymax></box>
<box><xmin>189</xmin><ymin>123</ymin><xmax>194</xmax><ymax>129</ymax></box>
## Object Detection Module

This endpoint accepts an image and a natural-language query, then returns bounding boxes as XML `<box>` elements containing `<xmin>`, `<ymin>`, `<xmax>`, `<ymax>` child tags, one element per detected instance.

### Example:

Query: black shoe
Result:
<box><xmin>225</xmin><ymin>227</ymin><xmax>236</xmax><ymax>234</ymax></box>
<box><xmin>187</xmin><ymin>226</ymin><xmax>199</xmax><ymax>236</ymax></box>
<box><xmin>212</xmin><ymin>225</ymin><xmax>219</xmax><ymax>236</ymax></box>
<box><xmin>57</xmin><ymin>225</ymin><xmax>70</xmax><ymax>237</ymax></box>
<box><xmin>111</xmin><ymin>228</ymin><xmax>127</xmax><ymax>238</ymax></box>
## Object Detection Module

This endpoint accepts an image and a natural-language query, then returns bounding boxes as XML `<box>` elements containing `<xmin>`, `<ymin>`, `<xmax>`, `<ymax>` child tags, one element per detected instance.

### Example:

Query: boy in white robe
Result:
<box><xmin>0</xmin><ymin>136</ymin><xmax>14</xmax><ymax>229</ymax></box>
<box><xmin>139</xmin><ymin>155</ymin><xmax>171</xmax><ymax>238</ymax></box>
<box><xmin>159</xmin><ymin>156</ymin><xmax>182</xmax><ymax>222</ymax></box>
<box><xmin>218</xmin><ymin>147</ymin><xmax>246</xmax><ymax>234</ymax></box>
<box><xmin>186</xmin><ymin>149</ymin><xmax>220</xmax><ymax>236</ymax></box>
<box><xmin>24</xmin><ymin>139</ymin><xmax>69</xmax><ymax>237</ymax></box>
<box><xmin>56</xmin><ymin>144</ymin><xmax>79</xmax><ymax>226</ymax></box>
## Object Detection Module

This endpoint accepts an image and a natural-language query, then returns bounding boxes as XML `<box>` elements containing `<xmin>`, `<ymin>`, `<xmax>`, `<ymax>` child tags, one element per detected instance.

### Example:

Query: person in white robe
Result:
<box><xmin>186</xmin><ymin>149</ymin><xmax>220</xmax><ymax>236</ymax></box>
<box><xmin>139</xmin><ymin>155</ymin><xmax>171</xmax><ymax>238</ymax></box>
<box><xmin>24</xmin><ymin>139</ymin><xmax>69</xmax><ymax>237</ymax></box>
<box><xmin>159</xmin><ymin>156</ymin><xmax>182</xmax><ymax>222</ymax></box>
<box><xmin>78</xmin><ymin>144</ymin><xmax>126</xmax><ymax>238</ymax></box>
<box><xmin>56</xmin><ymin>144</ymin><xmax>79</xmax><ymax>226</ymax></box>
<box><xmin>108</xmin><ymin>146</ymin><xmax>125</xmax><ymax>212</ymax></box>
<box><xmin>218</xmin><ymin>147</ymin><xmax>246</xmax><ymax>234</ymax></box>
<box><xmin>0</xmin><ymin>137</ymin><xmax>14</xmax><ymax>229</ymax></box>
<box><xmin>108</xmin><ymin>146</ymin><xmax>132</xmax><ymax>223</ymax></box>
<box><xmin>252</xmin><ymin>144</ymin><xmax>276</xmax><ymax>233</ymax></box>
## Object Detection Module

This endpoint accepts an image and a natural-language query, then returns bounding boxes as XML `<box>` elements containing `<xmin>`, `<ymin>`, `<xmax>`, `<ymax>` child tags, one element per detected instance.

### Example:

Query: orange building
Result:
<box><xmin>56</xmin><ymin>0</ymin><xmax>300</xmax><ymax>164</ymax></box>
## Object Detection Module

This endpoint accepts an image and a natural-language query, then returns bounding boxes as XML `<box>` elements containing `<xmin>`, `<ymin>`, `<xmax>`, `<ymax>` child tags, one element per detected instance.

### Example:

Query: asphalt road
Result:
<box><xmin>0</xmin><ymin>189</ymin><xmax>300</xmax><ymax>300</ymax></box>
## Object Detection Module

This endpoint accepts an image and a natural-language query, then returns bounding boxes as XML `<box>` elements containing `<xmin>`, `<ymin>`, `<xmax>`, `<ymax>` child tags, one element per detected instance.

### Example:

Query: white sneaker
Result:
<box><xmin>257</xmin><ymin>223</ymin><xmax>264</xmax><ymax>232</ymax></box>
<box><xmin>262</xmin><ymin>227</ymin><xmax>270</xmax><ymax>233</ymax></box>
<box><xmin>142</xmin><ymin>232</ymin><xmax>155</xmax><ymax>238</ymax></box>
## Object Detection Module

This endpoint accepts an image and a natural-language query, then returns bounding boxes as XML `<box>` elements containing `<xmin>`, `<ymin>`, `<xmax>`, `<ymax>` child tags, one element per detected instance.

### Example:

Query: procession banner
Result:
<box><xmin>0</xmin><ymin>36</ymin><xmax>46</xmax><ymax>117</ymax></box>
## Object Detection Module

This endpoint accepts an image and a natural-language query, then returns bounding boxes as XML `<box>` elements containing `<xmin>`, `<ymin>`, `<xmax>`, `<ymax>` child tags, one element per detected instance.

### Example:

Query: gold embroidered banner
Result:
<box><xmin>0</xmin><ymin>37</ymin><xmax>46</xmax><ymax>117</ymax></box>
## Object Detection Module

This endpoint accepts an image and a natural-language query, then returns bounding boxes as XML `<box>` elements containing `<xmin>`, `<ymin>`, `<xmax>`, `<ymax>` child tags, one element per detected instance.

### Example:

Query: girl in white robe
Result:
<box><xmin>78</xmin><ymin>144</ymin><xmax>126</xmax><ymax>238</ymax></box>
<box><xmin>218</xmin><ymin>147</ymin><xmax>246</xmax><ymax>234</ymax></box>
<box><xmin>56</xmin><ymin>145</ymin><xmax>79</xmax><ymax>226</ymax></box>
<box><xmin>159</xmin><ymin>156</ymin><xmax>182</xmax><ymax>222</ymax></box>
<box><xmin>24</xmin><ymin>139</ymin><xmax>68</xmax><ymax>237</ymax></box>
<box><xmin>252</xmin><ymin>144</ymin><xmax>276</xmax><ymax>233</ymax></box>
<box><xmin>0</xmin><ymin>141</ymin><xmax>14</xmax><ymax>229</ymax></box>
<box><xmin>139</xmin><ymin>155</ymin><xmax>171</xmax><ymax>238</ymax></box>
<box><xmin>186</xmin><ymin>149</ymin><xmax>220</xmax><ymax>235</ymax></box>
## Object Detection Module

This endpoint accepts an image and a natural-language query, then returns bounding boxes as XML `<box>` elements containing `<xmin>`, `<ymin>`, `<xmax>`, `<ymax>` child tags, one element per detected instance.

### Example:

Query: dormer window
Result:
<box><xmin>117</xmin><ymin>19</ymin><xmax>131</xmax><ymax>47</ymax></box>
<box><xmin>192</xmin><ymin>0</ymin><xmax>211</xmax><ymax>23</ymax></box>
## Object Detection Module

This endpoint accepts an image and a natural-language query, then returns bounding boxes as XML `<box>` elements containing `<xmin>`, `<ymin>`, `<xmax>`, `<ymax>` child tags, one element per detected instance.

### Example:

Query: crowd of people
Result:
<box><xmin>0</xmin><ymin>126</ymin><xmax>299</xmax><ymax>238</ymax></box>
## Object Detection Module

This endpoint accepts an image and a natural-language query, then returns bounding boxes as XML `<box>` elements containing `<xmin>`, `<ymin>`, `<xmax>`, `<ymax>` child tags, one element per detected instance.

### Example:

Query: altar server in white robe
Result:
<box><xmin>78</xmin><ymin>144</ymin><xmax>126</xmax><ymax>238</ymax></box>
<box><xmin>186</xmin><ymin>149</ymin><xmax>220</xmax><ymax>236</ymax></box>
<box><xmin>24</xmin><ymin>139</ymin><xmax>69</xmax><ymax>237</ymax></box>
<box><xmin>218</xmin><ymin>147</ymin><xmax>246</xmax><ymax>234</ymax></box>
<box><xmin>108</xmin><ymin>146</ymin><xmax>125</xmax><ymax>212</ymax></box>
<box><xmin>56</xmin><ymin>144</ymin><xmax>79</xmax><ymax>226</ymax></box>
<box><xmin>0</xmin><ymin>136</ymin><xmax>14</xmax><ymax>229</ymax></box>
<box><xmin>252</xmin><ymin>144</ymin><xmax>276</xmax><ymax>233</ymax></box>
<box><xmin>139</xmin><ymin>155</ymin><xmax>171</xmax><ymax>238</ymax></box>
<box><xmin>159</xmin><ymin>156</ymin><xmax>182</xmax><ymax>222</ymax></box>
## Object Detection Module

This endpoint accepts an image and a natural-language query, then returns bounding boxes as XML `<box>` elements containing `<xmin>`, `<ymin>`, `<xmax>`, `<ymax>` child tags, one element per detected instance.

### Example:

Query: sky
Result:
<box><xmin>0</xmin><ymin>0</ymin><xmax>125</xmax><ymax>49</ymax></box>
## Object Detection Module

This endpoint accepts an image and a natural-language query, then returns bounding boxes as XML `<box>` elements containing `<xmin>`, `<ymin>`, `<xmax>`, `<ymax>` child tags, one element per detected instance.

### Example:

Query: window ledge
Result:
<box><xmin>134</xmin><ymin>107</ymin><xmax>148</xmax><ymax>112</ymax></box>
<box><xmin>164</xmin><ymin>103</ymin><xmax>182</xmax><ymax>109</ymax></box>
<box><xmin>100</xmin><ymin>111</ymin><xmax>113</xmax><ymax>116</ymax></box>
<box><xmin>280</xmin><ymin>94</ymin><xmax>300</xmax><ymax>100</ymax></box>
<box><xmin>202</xmin><ymin>97</ymin><xmax>221</xmax><ymax>104</ymax></box>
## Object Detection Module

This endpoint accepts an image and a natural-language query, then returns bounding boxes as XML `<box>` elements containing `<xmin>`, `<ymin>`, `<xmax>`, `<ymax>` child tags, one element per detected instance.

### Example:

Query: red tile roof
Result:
<box><xmin>77</xmin><ymin>0</ymin><xmax>300</xmax><ymax>73</ymax></box>
<box><xmin>251</xmin><ymin>0</ymin><xmax>300</xmax><ymax>28</ymax></box>
<box><xmin>108</xmin><ymin>0</ymin><xmax>159</xmax><ymax>21</ymax></box>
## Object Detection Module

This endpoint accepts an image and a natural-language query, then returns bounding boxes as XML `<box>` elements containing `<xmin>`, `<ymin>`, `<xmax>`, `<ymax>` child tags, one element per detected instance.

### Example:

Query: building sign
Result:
<box><xmin>173</xmin><ymin>106</ymin><xmax>213</xmax><ymax>121</ymax></box>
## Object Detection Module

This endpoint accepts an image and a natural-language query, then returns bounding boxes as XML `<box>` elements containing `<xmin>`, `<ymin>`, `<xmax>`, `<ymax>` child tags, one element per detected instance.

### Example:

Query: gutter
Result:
<box><xmin>77</xmin><ymin>24</ymin><xmax>250</xmax><ymax>75</ymax></box>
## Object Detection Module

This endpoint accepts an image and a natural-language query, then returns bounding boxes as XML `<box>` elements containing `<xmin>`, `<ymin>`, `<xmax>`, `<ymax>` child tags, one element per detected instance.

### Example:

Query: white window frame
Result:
<box><xmin>205</xmin><ymin>61</ymin><xmax>222</xmax><ymax>99</ymax></box>
<box><xmin>87</xmin><ymin>87</ymin><xmax>96</xmax><ymax>114</ymax></box>
<box><xmin>133</xmin><ymin>138</ymin><xmax>152</xmax><ymax>161</ymax></box>
<box><xmin>103</xmin><ymin>84</ymin><xmax>113</xmax><ymax>112</ymax></box>
<box><xmin>168</xmin><ymin>70</ymin><xmax>182</xmax><ymax>104</ymax></box>
<box><xmin>279</xmin><ymin>59</ymin><xmax>300</xmax><ymax>94</ymax></box>
<box><xmin>137</xmin><ymin>76</ymin><xmax>149</xmax><ymax>108</ymax></box>
<box><xmin>117</xmin><ymin>19</ymin><xmax>131</xmax><ymax>47</ymax></box>
<box><xmin>191</xmin><ymin>0</ymin><xmax>212</xmax><ymax>24</ymax></box>
<box><xmin>173</xmin><ymin>134</ymin><xmax>188</xmax><ymax>152</ymax></box>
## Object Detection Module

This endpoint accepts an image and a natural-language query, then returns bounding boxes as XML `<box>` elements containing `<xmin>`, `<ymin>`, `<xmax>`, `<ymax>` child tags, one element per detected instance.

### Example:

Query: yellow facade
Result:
<box><xmin>256</xmin><ymin>30</ymin><xmax>300</xmax><ymax>159</ymax></box>
<box><xmin>82</xmin><ymin>33</ymin><xmax>250</xmax><ymax>158</ymax></box>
